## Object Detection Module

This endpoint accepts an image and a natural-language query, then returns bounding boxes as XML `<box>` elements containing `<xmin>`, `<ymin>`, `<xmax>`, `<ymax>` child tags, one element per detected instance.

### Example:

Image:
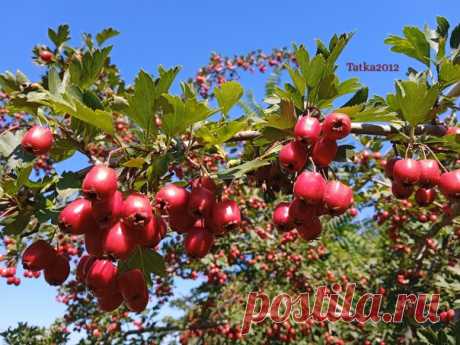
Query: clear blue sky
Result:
<box><xmin>1</xmin><ymin>0</ymin><xmax>459</xmax><ymax>340</ymax></box>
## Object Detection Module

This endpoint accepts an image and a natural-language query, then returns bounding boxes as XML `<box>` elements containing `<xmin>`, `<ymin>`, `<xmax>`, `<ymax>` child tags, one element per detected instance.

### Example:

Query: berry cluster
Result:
<box><xmin>155</xmin><ymin>176</ymin><xmax>242</xmax><ymax>258</ymax></box>
<box><xmin>386</xmin><ymin>158</ymin><xmax>460</xmax><ymax>206</ymax></box>
<box><xmin>273</xmin><ymin>113</ymin><xmax>354</xmax><ymax>241</ymax></box>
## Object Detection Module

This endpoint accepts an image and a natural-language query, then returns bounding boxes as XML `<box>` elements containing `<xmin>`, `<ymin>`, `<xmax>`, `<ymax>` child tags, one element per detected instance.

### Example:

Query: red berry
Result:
<box><xmin>135</xmin><ymin>215</ymin><xmax>167</xmax><ymax>247</ymax></box>
<box><xmin>418</xmin><ymin>159</ymin><xmax>441</xmax><ymax>187</ymax></box>
<box><xmin>391</xmin><ymin>181</ymin><xmax>414</xmax><ymax>199</ymax></box>
<box><xmin>272</xmin><ymin>202</ymin><xmax>294</xmax><ymax>232</ymax></box>
<box><xmin>321</xmin><ymin>113</ymin><xmax>351</xmax><ymax>140</ymax></box>
<box><xmin>44</xmin><ymin>254</ymin><xmax>70</xmax><ymax>286</ymax></box>
<box><xmin>82</xmin><ymin>165</ymin><xmax>118</xmax><ymax>201</ymax></box>
<box><xmin>58</xmin><ymin>198</ymin><xmax>96</xmax><ymax>235</ymax></box>
<box><xmin>21</xmin><ymin>126</ymin><xmax>53</xmax><ymax>155</ymax></box>
<box><xmin>288</xmin><ymin>198</ymin><xmax>318</xmax><ymax>225</ymax></box>
<box><xmin>155</xmin><ymin>184</ymin><xmax>189</xmax><ymax>213</ymax></box>
<box><xmin>211</xmin><ymin>200</ymin><xmax>241</xmax><ymax>233</ymax></box>
<box><xmin>184</xmin><ymin>228</ymin><xmax>214</xmax><ymax>258</ymax></box>
<box><xmin>76</xmin><ymin>255</ymin><xmax>96</xmax><ymax>283</ymax></box>
<box><xmin>118</xmin><ymin>269</ymin><xmax>149</xmax><ymax>313</ymax></box>
<box><xmin>415</xmin><ymin>188</ymin><xmax>436</xmax><ymax>206</ymax></box>
<box><xmin>97</xmin><ymin>290</ymin><xmax>123</xmax><ymax>312</ymax></box>
<box><xmin>103</xmin><ymin>222</ymin><xmax>137</xmax><ymax>260</ymax></box>
<box><xmin>392</xmin><ymin>159</ymin><xmax>421</xmax><ymax>185</ymax></box>
<box><xmin>293</xmin><ymin>171</ymin><xmax>326</xmax><ymax>205</ymax></box>
<box><xmin>169</xmin><ymin>208</ymin><xmax>197</xmax><ymax>233</ymax></box>
<box><xmin>446</xmin><ymin>127</ymin><xmax>460</xmax><ymax>135</ymax></box>
<box><xmin>323</xmin><ymin>181</ymin><xmax>353</xmax><ymax>215</ymax></box>
<box><xmin>85</xmin><ymin>259</ymin><xmax>118</xmax><ymax>295</ymax></box>
<box><xmin>297</xmin><ymin>217</ymin><xmax>322</xmax><ymax>241</ymax></box>
<box><xmin>384</xmin><ymin>157</ymin><xmax>401</xmax><ymax>179</ymax></box>
<box><xmin>278</xmin><ymin>141</ymin><xmax>307</xmax><ymax>172</ymax></box>
<box><xmin>121</xmin><ymin>193</ymin><xmax>153</xmax><ymax>230</ymax></box>
<box><xmin>92</xmin><ymin>191</ymin><xmax>123</xmax><ymax>229</ymax></box>
<box><xmin>189</xmin><ymin>187</ymin><xmax>215</xmax><ymax>218</ymax></box>
<box><xmin>439</xmin><ymin>169</ymin><xmax>460</xmax><ymax>200</ymax></box>
<box><xmin>84</xmin><ymin>227</ymin><xmax>106</xmax><ymax>257</ymax></box>
<box><xmin>39</xmin><ymin>50</ymin><xmax>54</xmax><ymax>63</ymax></box>
<box><xmin>294</xmin><ymin>116</ymin><xmax>321</xmax><ymax>144</ymax></box>
<box><xmin>190</xmin><ymin>176</ymin><xmax>217</xmax><ymax>194</ymax></box>
<box><xmin>446</xmin><ymin>309</ymin><xmax>455</xmax><ymax>321</ymax></box>
<box><xmin>22</xmin><ymin>240</ymin><xmax>56</xmax><ymax>272</ymax></box>
<box><xmin>312</xmin><ymin>138</ymin><xmax>337</xmax><ymax>167</ymax></box>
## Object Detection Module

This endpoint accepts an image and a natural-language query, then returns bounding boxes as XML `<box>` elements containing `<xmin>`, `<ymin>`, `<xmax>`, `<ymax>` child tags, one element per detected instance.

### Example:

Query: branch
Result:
<box><xmin>224</xmin><ymin>123</ymin><xmax>448</xmax><ymax>143</ymax></box>
<box><xmin>122</xmin><ymin>321</ymin><xmax>228</xmax><ymax>338</ymax></box>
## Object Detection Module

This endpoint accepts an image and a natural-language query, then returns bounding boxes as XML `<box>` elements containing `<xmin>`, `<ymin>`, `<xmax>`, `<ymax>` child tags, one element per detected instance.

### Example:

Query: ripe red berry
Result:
<box><xmin>103</xmin><ymin>222</ymin><xmax>137</xmax><ymax>260</ymax></box>
<box><xmin>446</xmin><ymin>309</ymin><xmax>455</xmax><ymax>321</ymax></box>
<box><xmin>294</xmin><ymin>116</ymin><xmax>321</xmax><ymax>144</ymax></box>
<box><xmin>321</xmin><ymin>113</ymin><xmax>352</xmax><ymax>140</ymax></box>
<box><xmin>22</xmin><ymin>240</ymin><xmax>56</xmax><ymax>272</ymax></box>
<box><xmin>76</xmin><ymin>255</ymin><xmax>96</xmax><ymax>283</ymax></box>
<box><xmin>97</xmin><ymin>290</ymin><xmax>123</xmax><ymax>312</ymax></box>
<box><xmin>190</xmin><ymin>176</ymin><xmax>217</xmax><ymax>194</ymax></box>
<box><xmin>91</xmin><ymin>191</ymin><xmax>123</xmax><ymax>229</ymax></box>
<box><xmin>39</xmin><ymin>50</ymin><xmax>54</xmax><ymax>63</ymax></box>
<box><xmin>58</xmin><ymin>198</ymin><xmax>96</xmax><ymax>235</ymax></box>
<box><xmin>118</xmin><ymin>269</ymin><xmax>149</xmax><ymax>313</ymax></box>
<box><xmin>82</xmin><ymin>165</ymin><xmax>118</xmax><ymax>201</ymax></box>
<box><xmin>121</xmin><ymin>193</ymin><xmax>153</xmax><ymax>230</ymax></box>
<box><xmin>439</xmin><ymin>169</ymin><xmax>460</xmax><ymax>200</ymax></box>
<box><xmin>312</xmin><ymin>138</ymin><xmax>337</xmax><ymax>167</ymax></box>
<box><xmin>297</xmin><ymin>217</ymin><xmax>322</xmax><ymax>241</ymax></box>
<box><xmin>44</xmin><ymin>254</ymin><xmax>70</xmax><ymax>286</ymax></box>
<box><xmin>446</xmin><ymin>127</ymin><xmax>460</xmax><ymax>135</ymax></box>
<box><xmin>21</xmin><ymin>126</ymin><xmax>53</xmax><ymax>155</ymax></box>
<box><xmin>415</xmin><ymin>188</ymin><xmax>436</xmax><ymax>206</ymax></box>
<box><xmin>84</xmin><ymin>227</ymin><xmax>106</xmax><ymax>257</ymax></box>
<box><xmin>278</xmin><ymin>141</ymin><xmax>307</xmax><ymax>172</ymax></box>
<box><xmin>384</xmin><ymin>157</ymin><xmax>401</xmax><ymax>179</ymax></box>
<box><xmin>169</xmin><ymin>209</ymin><xmax>197</xmax><ymax>233</ymax></box>
<box><xmin>323</xmin><ymin>181</ymin><xmax>353</xmax><ymax>215</ymax></box>
<box><xmin>135</xmin><ymin>215</ymin><xmax>167</xmax><ymax>247</ymax></box>
<box><xmin>293</xmin><ymin>171</ymin><xmax>326</xmax><ymax>205</ymax></box>
<box><xmin>189</xmin><ymin>187</ymin><xmax>215</xmax><ymax>218</ymax></box>
<box><xmin>391</xmin><ymin>181</ymin><xmax>414</xmax><ymax>199</ymax></box>
<box><xmin>155</xmin><ymin>184</ymin><xmax>189</xmax><ymax>213</ymax></box>
<box><xmin>211</xmin><ymin>200</ymin><xmax>241</xmax><ymax>233</ymax></box>
<box><xmin>392</xmin><ymin>159</ymin><xmax>421</xmax><ymax>185</ymax></box>
<box><xmin>184</xmin><ymin>228</ymin><xmax>215</xmax><ymax>258</ymax></box>
<box><xmin>272</xmin><ymin>202</ymin><xmax>295</xmax><ymax>232</ymax></box>
<box><xmin>288</xmin><ymin>198</ymin><xmax>318</xmax><ymax>225</ymax></box>
<box><xmin>418</xmin><ymin>159</ymin><xmax>441</xmax><ymax>187</ymax></box>
<box><xmin>85</xmin><ymin>259</ymin><xmax>118</xmax><ymax>295</ymax></box>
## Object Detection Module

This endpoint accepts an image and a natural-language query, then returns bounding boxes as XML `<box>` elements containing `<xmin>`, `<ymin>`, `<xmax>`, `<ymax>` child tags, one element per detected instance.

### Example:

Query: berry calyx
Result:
<box><xmin>121</xmin><ymin>193</ymin><xmax>153</xmax><ymax>230</ymax></box>
<box><xmin>82</xmin><ymin>165</ymin><xmax>118</xmax><ymax>201</ymax></box>
<box><xmin>278</xmin><ymin>141</ymin><xmax>307</xmax><ymax>172</ymax></box>
<box><xmin>321</xmin><ymin>113</ymin><xmax>352</xmax><ymax>140</ymax></box>
<box><xmin>21</xmin><ymin>126</ymin><xmax>54</xmax><ymax>155</ymax></box>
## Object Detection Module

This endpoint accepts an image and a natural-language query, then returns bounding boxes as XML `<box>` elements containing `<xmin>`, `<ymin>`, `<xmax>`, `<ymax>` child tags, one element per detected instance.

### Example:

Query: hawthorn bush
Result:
<box><xmin>0</xmin><ymin>16</ymin><xmax>460</xmax><ymax>345</ymax></box>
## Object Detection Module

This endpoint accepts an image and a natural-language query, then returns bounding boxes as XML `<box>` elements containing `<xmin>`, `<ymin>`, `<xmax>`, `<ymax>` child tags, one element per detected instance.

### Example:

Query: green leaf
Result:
<box><xmin>96</xmin><ymin>28</ymin><xmax>120</xmax><ymax>46</ymax></box>
<box><xmin>3</xmin><ymin>211</ymin><xmax>33</xmax><ymax>235</ymax></box>
<box><xmin>156</xmin><ymin>65</ymin><xmax>181</xmax><ymax>96</ymax></box>
<box><xmin>126</xmin><ymin>70</ymin><xmax>156</xmax><ymax>130</ymax></box>
<box><xmin>385</xmin><ymin>26</ymin><xmax>431</xmax><ymax>66</ymax></box>
<box><xmin>390</xmin><ymin>80</ymin><xmax>440</xmax><ymax>126</ymax></box>
<box><xmin>327</xmin><ymin>33</ymin><xmax>353</xmax><ymax>67</ymax></box>
<box><xmin>69</xmin><ymin>47</ymin><xmax>112</xmax><ymax>89</ymax></box>
<box><xmin>161</xmin><ymin>95</ymin><xmax>217</xmax><ymax>137</ymax></box>
<box><xmin>119</xmin><ymin>248</ymin><xmax>166</xmax><ymax>285</ymax></box>
<box><xmin>306</xmin><ymin>55</ymin><xmax>326</xmax><ymax>88</ymax></box>
<box><xmin>0</xmin><ymin>130</ymin><xmax>25</xmax><ymax>157</ymax></box>
<box><xmin>342</xmin><ymin>87</ymin><xmax>369</xmax><ymax>107</ymax></box>
<box><xmin>47</xmin><ymin>66</ymin><xmax>60</xmax><ymax>95</ymax></box>
<box><xmin>215</xmin><ymin>81</ymin><xmax>244</xmax><ymax>116</ymax></box>
<box><xmin>0</xmin><ymin>70</ymin><xmax>29</xmax><ymax>93</ymax></box>
<box><xmin>218</xmin><ymin>158</ymin><xmax>272</xmax><ymax>180</ymax></box>
<box><xmin>436</xmin><ymin>16</ymin><xmax>450</xmax><ymax>37</ymax></box>
<box><xmin>336</xmin><ymin>78</ymin><xmax>362</xmax><ymax>97</ymax></box>
<box><xmin>439</xmin><ymin>60</ymin><xmax>460</xmax><ymax>87</ymax></box>
<box><xmin>122</xmin><ymin>157</ymin><xmax>145</xmax><ymax>168</ymax></box>
<box><xmin>196</xmin><ymin>118</ymin><xmax>248</xmax><ymax>146</ymax></box>
<box><xmin>450</xmin><ymin>23</ymin><xmax>460</xmax><ymax>49</ymax></box>
<box><xmin>48</xmin><ymin>25</ymin><xmax>70</xmax><ymax>49</ymax></box>
<box><xmin>286</xmin><ymin>66</ymin><xmax>306</xmax><ymax>97</ymax></box>
<box><xmin>294</xmin><ymin>44</ymin><xmax>310</xmax><ymax>78</ymax></box>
